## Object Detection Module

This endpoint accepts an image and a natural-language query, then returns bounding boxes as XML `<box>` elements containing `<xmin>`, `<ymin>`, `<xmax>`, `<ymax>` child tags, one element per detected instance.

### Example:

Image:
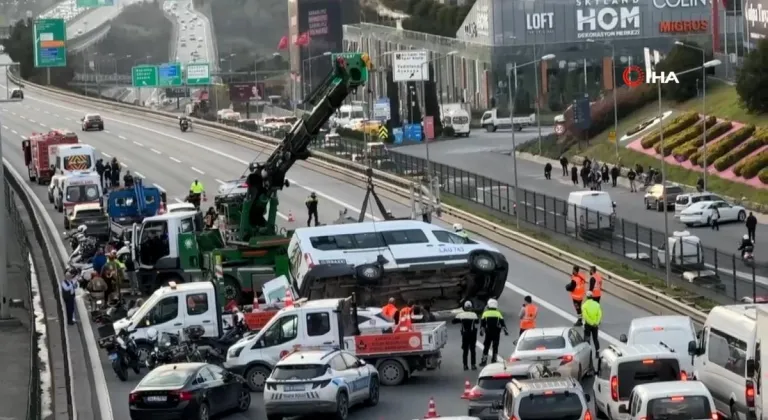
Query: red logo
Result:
<box><xmin>622</xmin><ymin>65</ymin><xmax>645</xmax><ymax>88</ymax></box>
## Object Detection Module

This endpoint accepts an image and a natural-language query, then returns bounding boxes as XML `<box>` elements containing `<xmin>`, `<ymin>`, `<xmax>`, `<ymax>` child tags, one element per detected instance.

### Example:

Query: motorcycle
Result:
<box><xmin>103</xmin><ymin>329</ymin><xmax>141</xmax><ymax>381</ymax></box>
<box><xmin>180</xmin><ymin>119</ymin><xmax>192</xmax><ymax>132</ymax></box>
<box><xmin>146</xmin><ymin>329</ymin><xmax>181</xmax><ymax>370</ymax></box>
<box><xmin>189</xmin><ymin>316</ymin><xmax>249</xmax><ymax>365</ymax></box>
<box><xmin>742</xmin><ymin>244</ymin><xmax>755</xmax><ymax>267</ymax></box>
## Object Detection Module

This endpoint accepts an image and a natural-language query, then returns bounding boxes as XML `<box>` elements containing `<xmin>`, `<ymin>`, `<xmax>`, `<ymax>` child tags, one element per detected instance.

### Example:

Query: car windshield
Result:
<box><xmin>647</xmin><ymin>395</ymin><xmax>712</xmax><ymax>420</ymax></box>
<box><xmin>271</xmin><ymin>364</ymin><xmax>327</xmax><ymax>380</ymax></box>
<box><xmin>139</xmin><ymin>366</ymin><xmax>193</xmax><ymax>387</ymax></box>
<box><xmin>517</xmin><ymin>392</ymin><xmax>584</xmax><ymax>420</ymax></box>
<box><xmin>517</xmin><ymin>335</ymin><xmax>566</xmax><ymax>351</ymax></box>
<box><xmin>87</xmin><ymin>115</ymin><xmax>101</xmax><ymax>121</ymax></box>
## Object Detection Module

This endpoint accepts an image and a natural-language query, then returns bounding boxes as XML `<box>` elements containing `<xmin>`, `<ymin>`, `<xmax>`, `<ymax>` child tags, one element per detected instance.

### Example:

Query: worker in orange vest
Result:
<box><xmin>566</xmin><ymin>265</ymin><xmax>587</xmax><ymax>326</ymax></box>
<box><xmin>517</xmin><ymin>296</ymin><xmax>538</xmax><ymax>344</ymax></box>
<box><xmin>382</xmin><ymin>297</ymin><xmax>398</xmax><ymax>320</ymax></box>
<box><xmin>396</xmin><ymin>300</ymin><xmax>414</xmax><ymax>331</ymax></box>
<box><xmin>589</xmin><ymin>266</ymin><xmax>603</xmax><ymax>303</ymax></box>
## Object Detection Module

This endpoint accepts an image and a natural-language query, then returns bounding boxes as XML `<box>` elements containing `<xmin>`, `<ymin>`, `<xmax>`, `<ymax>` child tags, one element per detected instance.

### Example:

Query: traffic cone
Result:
<box><xmin>461</xmin><ymin>380</ymin><xmax>471</xmax><ymax>399</ymax></box>
<box><xmin>251</xmin><ymin>296</ymin><xmax>260</xmax><ymax>313</ymax></box>
<box><xmin>284</xmin><ymin>289</ymin><xmax>294</xmax><ymax>307</ymax></box>
<box><xmin>288</xmin><ymin>210</ymin><xmax>295</xmax><ymax>222</ymax></box>
<box><xmin>424</xmin><ymin>397</ymin><xmax>439</xmax><ymax>418</ymax></box>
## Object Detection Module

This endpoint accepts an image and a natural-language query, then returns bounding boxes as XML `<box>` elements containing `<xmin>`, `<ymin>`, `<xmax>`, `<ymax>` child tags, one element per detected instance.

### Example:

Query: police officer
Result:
<box><xmin>123</xmin><ymin>170</ymin><xmax>135</xmax><ymax>188</ymax></box>
<box><xmin>588</xmin><ymin>265</ymin><xmax>602</xmax><ymax>303</ymax></box>
<box><xmin>517</xmin><ymin>296</ymin><xmax>537</xmax><ymax>344</ymax></box>
<box><xmin>189</xmin><ymin>179</ymin><xmax>206</xmax><ymax>209</ymax></box>
<box><xmin>566</xmin><ymin>265</ymin><xmax>587</xmax><ymax>326</ymax></box>
<box><xmin>61</xmin><ymin>269</ymin><xmax>77</xmax><ymax>325</ymax></box>
<box><xmin>306</xmin><ymin>192</ymin><xmax>319</xmax><ymax>226</ymax></box>
<box><xmin>479</xmin><ymin>299</ymin><xmax>508</xmax><ymax>366</ymax></box>
<box><xmin>582</xmin><ymin>291</ymin><xmax>602</xmax><ymax>356</ymax></box>
<box><xmin>453</xmin><ymin>223</ymin><xmax>469</xmax><ymax>242</ymax></box>
<box><xmin>452</xmin><ymin>301</ymin><xmax>479</xmax><ymax>371</ymax></box>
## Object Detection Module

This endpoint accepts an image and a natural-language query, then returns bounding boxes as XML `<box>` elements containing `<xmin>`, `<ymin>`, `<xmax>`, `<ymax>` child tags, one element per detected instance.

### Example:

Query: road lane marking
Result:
<box><xmin>101</xmin><ymin>152</ymin><xmax>111</xmax><ymax>158</ymax></box>
<box><xmin>173</xmin><ymin>197</ymin><xmax>183</xmax><ymax>203</ymax></box>
<box><xmin>170</xmin><ymin>157</ymin><xmax>181</xmax><ymax>163</ymax></box>
<box><xmin>39</xmin><ymin>123</ymin><xmax>46</xmax><ymax>128</ymax></box>
<box><xmin>105</xmin><ymin>130</ymin><xmax>111</xmax><ymax>134</ymax></box>
<box><xmin>191</xmin><ymin>167</ymin><xmax>204</xmax><ymax>175</ymax></box>
<box><xmin>150</xmin><ymin>148</ymin><xmax>161</xmax><ymax>154</ymax></box>
<box><xmin>29</xmin><ymin>118</ymin><xmax>35</xmax><ymax>123</ymax></box>
<box><xmin>133</xmin><ymin>141</ymin><xmax>143</xmax><ymax>146</ymax></box>
<box><xmin>118</xmin><ymin>135</ymin><xmax>126</xmax><ymax>140</ymax></box>
<box><xmin>153</xmin><ymin>183</ymin><xmax>165</xmax><ymax>191</ymax></box>
<box><xmin>134</xmin><ymin>172</ymin><xmax>145</xmax><ymax>178</ymax></box>
<box><xmin>11</xmin><ymin>130</ymin><xmax>16</xmax><ymax>135</ymax></box>
<box><xmin>2</xmin><ymin>125</ymin><xmax>7</xmax><ymax>129</ymax></box>
<box><xmin>215</xmin><ymin>179</ymin><xmax>225</xmax><ymax>184</ymax></box>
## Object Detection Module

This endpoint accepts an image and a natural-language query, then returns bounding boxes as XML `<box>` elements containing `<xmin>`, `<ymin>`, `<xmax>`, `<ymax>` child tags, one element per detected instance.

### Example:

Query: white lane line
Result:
<box><xmin>215</xmin><ymin>179</ymin><xmax>225</xmax><ymax>185</ymax></box>
<box><xmin>39</xmin><ymin>123</ymin><xmax>46</xmax><ymax>128</ymax></box>
<box><xmin>20</xmin><ymin>115</ymin><xmax>26</xmax><ymax>120</ymax></box>
<box><xmin>121</xmin><ymin>163</ymin><xmax>128</xmax><ymax>168</ymax></box>
<box><xmin>118</xmin><ymin>135</ymin><xmax>127</xmax><ymax>140</ymax></box>
<box><xmin>53</xmin><ymin>113</ymin><xmax>59</xmax><ymax>117</ymax></box>
<box><xmin>64</xmin><ymin>118</ymin><xmax>71</xmax><ymax>121</ymax></box>
<box><xmin>105</xmin><ymin>130</ymin><xmax>111</xmax><ymax>134</ymax></box>
<box><xmin>153</xmin><ymin>183</ymin><xmax>165</xmax><ymax>191</ymax></box>
<box><xmin>20</xmin><ymin>135</ymin><xmax>26</xmax><ymax>140</ymax></box>
<box><xmin>28</xmin><ymin>118</ymin><xmax>35</xmax><ymax>123</ymax></box>
<box><xmin>134</xmin><ymin>172</ymin><xmax>146</xmax><ymax>179</ymax></box>
<box><xmin>2</xmin><ymin>125</ymin><xmax>7</xmax><ymax>129</ymax></box>
<box><xmin>133</xmin><ymin>141</ymin><xmax>143</xmax><ymax>147</ymax></box>
<box><xmin>173</xmin><ymin>197</ymin><xmax>183</xmax><ymax>203</ymax></box>
<box><xmin>150</xmin><ymin>148</ymin><xmax>161</xmax><ymax>154</ymax></box>
<box><xmin>102</xmin><ymin>152</ymin><xmax>112</xmax><ymax>158</ymax></box>
<box><xmin>191</xmin><ymin>167</ymin><xmax>205</xmax><ymax>175</ymax></box>
<box><xmin>44</xmin><ymin>110</ymin><xmax>49</xmax><ymax>114</ymax></box>
<box><xmin>169</xmin><ymin>157</ymin><xmax>181</xmax><ymax>163</ymax></box>
<box><xmin>10</xmin><ymin>130</ymin><xmax>16</xmax><ymax>135</ymax></box>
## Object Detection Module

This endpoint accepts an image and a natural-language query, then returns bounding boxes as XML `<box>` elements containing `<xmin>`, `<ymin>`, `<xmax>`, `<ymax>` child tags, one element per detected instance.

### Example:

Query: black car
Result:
<box><xmin>81</xmin><ymin>113</ymin><xmax>104</xmax><ymax>131</ymax></box>
<box><xmin>129</xmin><ymin>363</ymin><xmax>251</xmax><ymax>420</ymax></box>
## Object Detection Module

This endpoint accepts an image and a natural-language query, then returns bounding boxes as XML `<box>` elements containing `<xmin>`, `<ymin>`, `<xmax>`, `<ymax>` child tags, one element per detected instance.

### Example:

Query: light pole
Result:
<box><xmin>302</xmin><ymin>51</ymin><xmax>331</xmax><ymax>98</ymax></box>
<box><xmin>586</xmin><ymin>39</ymin><xmax>619</xmax><ymax>158</ymax></box>
<box><xmin>510</xmin><ymin>54</ymin><xmax>557</xmax><ymax>229</ymax></box>
<box><xmin>657</xmin><ymin>59</ymin><xmax>721</xmax><ymax>286</ymax></box>
<box><xmin>675</xmin><ymin>41</ymin><xmax>709</xmax><ymax>191</ymax></box>
<box><xmin>114</xmin><ymin>54</ymin><xmax>132</xmax><ymax>88</ymax></box>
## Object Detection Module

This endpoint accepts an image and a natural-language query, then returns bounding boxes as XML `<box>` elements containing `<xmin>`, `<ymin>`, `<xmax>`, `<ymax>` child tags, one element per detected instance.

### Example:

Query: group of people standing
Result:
<box><xmin>551</xmin><ymin>156</ymin><xmax>620</xmax><ymax>190</ymax></box>
<box><xmin>95</xmin><ymin>157</ymin><xmax>127</xmax><ymax>190</ymax></box>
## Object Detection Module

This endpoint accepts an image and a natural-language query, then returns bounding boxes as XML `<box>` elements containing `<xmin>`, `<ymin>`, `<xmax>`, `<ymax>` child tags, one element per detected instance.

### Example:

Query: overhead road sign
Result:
<box><xmin>33</xmin><ymin>18</ymin><xmax>67</xmax><ymax>68</ymax></box>
<box><xmin>131</xmin><ymin>65</ymin><xmax>158</xmax><ymax>87</ymax></box>
<box><xmin>373</xmin><ymin>97</ymin><xmax>390</xmax><ymax>121</ymax></box>
<box><xmin>76</xmin><ymin>0</ymin><xmax>114</xmax><ymax>7</ymax></box>
<box><xmin>393</xmin><ymin>50</ymin><xmax>428</xmax><ymax>82</ymax></box>
<box><xmin>185</xmin><ymin>63</ymin><xmax>211</xmax><ymax>85</ymax></box>
<box><xmin>158</xmin><ymin>62</ymin><xmax>182</xmax><ymax>86</ymax></box>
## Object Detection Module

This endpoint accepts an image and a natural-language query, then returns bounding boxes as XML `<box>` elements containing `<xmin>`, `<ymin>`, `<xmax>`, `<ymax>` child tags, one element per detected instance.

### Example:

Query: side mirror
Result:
<box><xmin>619</xmin><ymin>334</ymin><xmax>628</xmax><ymax>343</ymax></box>
<box><xmin>747</xmin><ymin>359</ymin><xmax>756</xmax><ymax>377</ymax></box>
<box><xmin>618</xmin><ymin>405</ymin><xmax>629</xmax><ymax>414</ymax></box>
<box><xmin>357</xmin><ymin>359</ymin><xmax>366</xmax><ymax>367</ymax></box>
<box><xmin>688</xmin><ymin>340</ymin><xmax>698</xmax><ymax>356</ymax></box>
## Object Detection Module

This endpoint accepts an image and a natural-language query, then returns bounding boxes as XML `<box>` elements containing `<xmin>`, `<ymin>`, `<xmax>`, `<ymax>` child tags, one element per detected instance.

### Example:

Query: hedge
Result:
<box><xmin>736</xmin><ymin>149</ymin><xmax>768</xmax><ymax>179</ymax></box>
<box><xmin>640</xmin><ymin>111</ymin><xmax>700</xmax><ymax>149</ymax></box>
<box><xmin>760</xmin><ymin>166</ymin><xmax>768</xmax><ymax>184</ymax></box>
<box><xmin>713</xmin><ymin>130</ymin><xmax>768</xmax><ymax>172</ymax></box>
<box><xmin>671</xmin><ymin>121</ymin><xmax>733</xmax><ymax>160</ymax></box>
<box><xmin>691</xmin><ymin>124</ymin><xmax>756</xmax><ymax>167</ymax></box>
<box><xmin>654</xmin><ymin>116</ymin><xmax>717</xmax><ymax>156</ymax></box>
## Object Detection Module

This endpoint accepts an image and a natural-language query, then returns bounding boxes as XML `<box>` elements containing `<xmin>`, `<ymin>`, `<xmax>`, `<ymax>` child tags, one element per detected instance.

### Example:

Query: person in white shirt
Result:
<box><xmin>61</xmin><ymin>271</ymin><xmax>77</xmax><ymax>325</ymax></box>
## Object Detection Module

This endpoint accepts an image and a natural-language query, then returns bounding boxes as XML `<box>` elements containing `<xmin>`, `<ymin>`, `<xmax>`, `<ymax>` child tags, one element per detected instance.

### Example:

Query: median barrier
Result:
<box><xmin>10</xmin><ymin>73</ymin><xmax>710</xmax><ymax>325</ymax></box>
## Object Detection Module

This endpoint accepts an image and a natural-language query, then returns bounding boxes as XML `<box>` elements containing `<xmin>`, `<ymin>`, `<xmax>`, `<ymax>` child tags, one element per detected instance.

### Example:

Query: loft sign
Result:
<box><xmin>526</xmin><ymin>12</ymin><xmax>554</xmax><ymax>33</ymax></box>
<box><xmin>576</xmin><ymin>0</ymin><xmax>641</xmax><ymax>39</ymax></box>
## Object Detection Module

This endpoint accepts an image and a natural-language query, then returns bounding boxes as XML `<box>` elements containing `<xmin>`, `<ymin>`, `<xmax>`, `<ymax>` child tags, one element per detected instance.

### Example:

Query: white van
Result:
<box><xmin>332</xmin><ymin>104</ymin><xmax>366</xmax><ymax>127</ymax></box>
<box><xmin>565</xmin><ymin>191</ymin><xmax>616</xmax><ymax>233</ymax></box>
<box><xmin>442</xmin><ymin>109</ymin><xmax>471</xmax><ymax>137</ymax></box>
<box><xmin>594</xmin><ymin>344</ymin><xmax>684</xmax><ymax>419</ymax></box>
<box><xmin>49</xmin><ymin>171</ymin><xmax>102</xmax><ymax>213</ymax></box>
<box><xmin>657</xmin><ymin>231</ymin><xmax>705</xmax><ymax>267</ymax></box>
<box><xmin>619</xmin><ymin>315</ymin><xmax>697</xmax><ymax>377</ymax></box>
<box><xmin>619</xmin><ymin>381</ymin><xmax>717</xmax><ymax>420</ymax></box>
<box><xmin>51</xmin><ymin>143</ymin><xmax>96</xmax><ymax>175</ymax></box>
<box><xmin>689</xmin><ymin>305</ymin><xmax>757</xmax><ymax>420</ymax></box>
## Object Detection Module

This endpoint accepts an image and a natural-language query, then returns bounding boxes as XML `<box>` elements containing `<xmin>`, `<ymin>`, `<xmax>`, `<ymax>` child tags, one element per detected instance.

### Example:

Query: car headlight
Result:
<box><xmin>228</xmin><ymin>346</ymin><xmax>243</xmax><ymax>359</ymax></box>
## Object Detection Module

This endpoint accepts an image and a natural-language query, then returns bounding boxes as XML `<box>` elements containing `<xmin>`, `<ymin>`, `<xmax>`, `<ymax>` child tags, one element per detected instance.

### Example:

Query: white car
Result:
<box><xmin>263</xmin><ymin>349</ymin><xmax>379</xmax><ymax>420</ymax></box>
<box><xmin>679</xmin><ymin>200</ymin><xmax>747</xmax><ymax>226</ymax></box>
<box><xmin>509</xmin><ymin>327</ymin><xmax>593</xmax><ymax>379</ymax></box>
<box><xmin>218</xmin><ymin>177</ymin><xmax>248</xmax><ymax>196</ymax></box>
<box><xmin>166</xmin><ymin>202</ymin><xmax>197</xmax><ymax>213</ymax></box>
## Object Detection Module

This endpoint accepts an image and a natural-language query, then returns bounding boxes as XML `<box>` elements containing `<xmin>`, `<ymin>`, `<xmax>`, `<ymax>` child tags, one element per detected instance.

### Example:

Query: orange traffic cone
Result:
<box><xmin>287</xmin><ymin>210</ymin><xmax>295</xmax><ymax>222</ymax></box>
<box><xmin>284</xmin><ymin>289</ymin><xmax>294</xmax><ymax>307</ymax></box>
<box><xmin>461</xmin><ymin>380</ymin><xmax>471</xmax><ymax>399</ymax></box>
<box><xmin>424</xmin><ymin>397</ymin><xmax>439</xmax><ymax>418</ymax></box>
<box><xmin>251</xmin><ymin>296</ymin><xmax>260</xmax><ymax>313</ymax></box>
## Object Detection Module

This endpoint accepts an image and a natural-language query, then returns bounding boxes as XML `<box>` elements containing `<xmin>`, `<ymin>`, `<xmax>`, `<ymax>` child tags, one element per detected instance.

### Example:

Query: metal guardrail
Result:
<box><xmin>9</xmin><ymin>72</ymin><xmax>710</xmax><ymax>324</ymax></box>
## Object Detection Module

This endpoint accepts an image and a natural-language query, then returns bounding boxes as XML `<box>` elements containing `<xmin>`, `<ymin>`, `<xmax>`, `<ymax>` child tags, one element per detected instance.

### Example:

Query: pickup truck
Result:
<box><xmin>480</xmin><ymin>108</ymin><xmax>535</xmax><ymax>132</ymax></box>
<box><xmin>65</xmin><ymin>202</ymin><xmax>110</xmax><ymax>238</ymax></box>
<box><xmin>224</xmin><ymin>295</ymin><xmax>448</xmax><ymax>391</ymax></box>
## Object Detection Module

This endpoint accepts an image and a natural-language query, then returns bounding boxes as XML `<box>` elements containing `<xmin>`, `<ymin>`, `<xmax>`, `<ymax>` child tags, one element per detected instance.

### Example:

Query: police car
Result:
<box><xmin>264</xmin><ymin>348</ymin><xmax>380</xmax><ymax>420</ymax></box>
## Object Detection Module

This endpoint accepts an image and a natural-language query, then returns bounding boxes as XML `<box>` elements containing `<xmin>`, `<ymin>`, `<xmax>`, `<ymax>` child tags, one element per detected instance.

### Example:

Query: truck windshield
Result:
<box><xmin>66</xmin><ymin>185</ymin><xmax>100</xmax><ymax>202</ymax></box>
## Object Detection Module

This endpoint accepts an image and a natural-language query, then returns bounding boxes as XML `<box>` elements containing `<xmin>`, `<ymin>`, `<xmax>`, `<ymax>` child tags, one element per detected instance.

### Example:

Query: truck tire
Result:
<box><xmin>470</xmin><ymin>251</ymin><xmax>496</xmax><ymax>274</ymax></box>
<box><xmin>245</xmin><ymin>365</ymin><xmax>271</xmax><ymax>392</ymax></box>
<box><xmin>377</xmin><ymin>359</ymin><xmax>407</xmax><ymax>386</ymax></box>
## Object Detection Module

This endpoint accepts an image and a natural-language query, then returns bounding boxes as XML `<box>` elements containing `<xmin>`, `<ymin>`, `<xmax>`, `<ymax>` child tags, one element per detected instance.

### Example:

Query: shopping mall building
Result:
<box><xmin>339</xmin><ymin>0</ymin><xmax>747</xmax><ymax>112</ymax></box>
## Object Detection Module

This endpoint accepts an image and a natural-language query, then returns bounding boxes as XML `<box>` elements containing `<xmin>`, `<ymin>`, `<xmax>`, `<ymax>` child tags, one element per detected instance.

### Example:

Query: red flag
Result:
<box><xmin>277</xmin><ymin>35</ymin><xmax>288</xmax><ymax>50</ymax></box>
<box><xmin>295</xmin><ymin>32</ymin><xmax>310</xmax><ymax>46</ymax></box>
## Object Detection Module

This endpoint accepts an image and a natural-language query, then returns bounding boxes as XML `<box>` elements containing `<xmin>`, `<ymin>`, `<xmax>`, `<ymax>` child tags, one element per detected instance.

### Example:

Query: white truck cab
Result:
<box><xmin>50</xmin><ymin>143</ymin><xmax>96</xmax><ymax>175</ymax></box>
<box><xmin>50</xmin><ymin>171</ymin><xmax>102</xmax><ymax>214</ymax></box>
<box><xmin>480</xmin><ymin>108</ymin><xmax>535</xmax><ymax>132</ymax></box>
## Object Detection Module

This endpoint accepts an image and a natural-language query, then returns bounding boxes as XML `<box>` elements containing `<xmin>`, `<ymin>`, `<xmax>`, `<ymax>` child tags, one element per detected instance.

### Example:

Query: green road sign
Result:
<box><xmin>76</xmin><ymin>0</ymin><xmax>114</xmax><ymax>7</ymax></box>
<box><xmin>132</xmin><ymin>65</ymin><xmax>158</xmax><ymax>87</ymax></box>
<box><xmin>158</xmin><ymin>62</ymin><xmax>182</xmax><ymax>86</ymax></box>
<box><xmin>185</xmin><ymin>63</ymin><xmax>211</xmax><ymax>85</ymax></box>
<box><xmin>33</xmin><ymin>18</ymin><xmax>67</xmax><ymax>68</ymax></box>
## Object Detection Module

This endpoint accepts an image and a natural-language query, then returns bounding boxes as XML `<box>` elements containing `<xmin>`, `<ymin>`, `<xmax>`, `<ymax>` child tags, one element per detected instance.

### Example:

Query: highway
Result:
<box><xmin>0</xmin><ymin>70</ymin><xmax>653</xmax><ymax>419</ymax></box>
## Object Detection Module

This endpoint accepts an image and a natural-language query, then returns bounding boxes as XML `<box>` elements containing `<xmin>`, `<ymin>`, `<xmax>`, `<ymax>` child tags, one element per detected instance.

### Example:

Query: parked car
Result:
<box><xmin>644</xmin><ymin>183</ymin><xmax>683</xmax><ymax>212</ymax></box>
<box><xmin>679</xmin><ymin>200</ymin><xmax>747</xmax><ymax>226</ymax></box>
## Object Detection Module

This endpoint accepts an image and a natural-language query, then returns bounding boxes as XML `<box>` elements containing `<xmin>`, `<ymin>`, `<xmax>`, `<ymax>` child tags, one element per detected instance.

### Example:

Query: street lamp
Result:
<box><xmin>656</xmin><ymin>58</ymin><xmax>721</xmax><ymax>286</ymax></box>
<box><xmin>586</xmin><ymin>39</ymin><xmax>619</xmax><ymax>158</ymax></box>
<box><xmin>675</xmin><ymin>41</ymin><xmax>710</xmax><ymax>191</ymax></box>
<box><xmin>510</xmin><ymin>53</ymin><xmax>556</xmax><ymax>229</ymax></box>
<box><xmin>302</xmin><ymin>51</ymin><xmax>331</xmax><ymax>96</ymax></box>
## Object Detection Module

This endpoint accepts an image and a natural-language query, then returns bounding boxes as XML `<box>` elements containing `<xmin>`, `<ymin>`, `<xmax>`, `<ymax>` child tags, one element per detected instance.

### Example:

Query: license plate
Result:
<box><xmin>489</xmin><ymin>408</ymin><xmax>499</xmax><ymax>414</ymax></box>
<box><xmin>285</xmin><ymin>384</ymin><xmax>305</xmax><ymax>392</ymax></box>
<box><xmin>145</xmin><ymin>396</ymin><xmax>167</xmax><ymax>402</ymax></box>
<box><xmin>108</xmin><ymin>353</ymin><xmax>118</xmax><ymax>361</ymax></box>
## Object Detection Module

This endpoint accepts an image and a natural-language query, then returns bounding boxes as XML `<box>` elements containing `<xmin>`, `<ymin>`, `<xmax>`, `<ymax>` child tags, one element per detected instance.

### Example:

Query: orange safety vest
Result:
<box><xmin>382</xmin><ymin>303</ymin><xmax>398</xmax><ymax>319</ymax></box>
<box><xmin>396</xmin><ymin>307</ymin><xmax>413</xmax><ymax>332</ymax></box>
<box><xmin>571</xmin><ymin>273</ymin><xmax>587</xmax><ymax>301</ymax></box>
<box><xmin>520</xmin><ymin>304</ymin><xmax>538</xmax><ymax>330</ymax></box>
<box><xmin>591</xmin><ymin>272</ymin><xmax>603</xmax><ymax>298</ymax></box>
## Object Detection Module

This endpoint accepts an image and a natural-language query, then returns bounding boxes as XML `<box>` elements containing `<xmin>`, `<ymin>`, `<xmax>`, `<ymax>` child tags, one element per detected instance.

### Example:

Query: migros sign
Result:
<box><xmin>659</xmin><ymin>19</ymin><xmax>709</xmax><ymax>33</ymax></box>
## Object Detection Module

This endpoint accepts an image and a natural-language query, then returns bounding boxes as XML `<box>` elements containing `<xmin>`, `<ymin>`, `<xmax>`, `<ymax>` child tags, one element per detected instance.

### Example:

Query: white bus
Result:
<box><xmin>287</xmin><ymin>220</ymin><xmax>509</xmax><ymax>311</ymax></box>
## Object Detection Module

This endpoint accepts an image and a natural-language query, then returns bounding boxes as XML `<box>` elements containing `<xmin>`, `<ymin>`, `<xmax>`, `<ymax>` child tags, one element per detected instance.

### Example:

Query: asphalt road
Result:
<box><xmin>0</xmin><ymin>71</ymin><xmax>653</xmax><ymax>419</ymax></box>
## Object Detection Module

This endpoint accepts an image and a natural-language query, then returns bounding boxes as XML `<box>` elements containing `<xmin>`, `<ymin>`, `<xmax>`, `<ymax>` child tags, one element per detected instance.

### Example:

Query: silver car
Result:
<box><xmin>465</xmin><ymin>361</ymin><xmax>550</xmax><ymax>420</ymax></box>
<box><xmin>509</xmin><ymin>327</ymin><xmax>593</xmax><ymax>379</ymax></box>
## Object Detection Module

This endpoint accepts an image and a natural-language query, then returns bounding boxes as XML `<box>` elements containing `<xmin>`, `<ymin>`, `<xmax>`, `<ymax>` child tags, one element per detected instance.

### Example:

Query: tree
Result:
<box><xmin>737</xmin><ymin>39</ymin><xmax>768</xmax><ymax>113</ymax></box>
<box><xmin>655</xmin><ymin>42</ymin><xmax>705</xmax><ymax>102</ymax></box>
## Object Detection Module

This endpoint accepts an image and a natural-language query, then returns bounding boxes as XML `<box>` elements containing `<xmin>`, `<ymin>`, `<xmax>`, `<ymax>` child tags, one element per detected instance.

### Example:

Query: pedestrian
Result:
<box><xmin>103</xmin><ymin>163</ymin><xmax>112</xmax><ymax>189</ymax></box>
<box><xmin>544</xmin><ymin>162</ymin><xmax>552</xmax><ymax>180</ymax></box>
<box><xmin>517</xmin><ymin>295</ymin><xmax>537</xmax><ymax>344</ymax></box>
<box><xmin>559</xmin><ymin>155</ymin><xmax>569</xmax><ymax>176</ymax></box>
<box><xmin>61</xmin><ymin>269</ymin><xmax>77</xmax><ymax>325</ymax></box>
<box><xmin>588</xmin><ymin>265</ymin><xmax>602</xmax><ymax>303</ymax></box>
<box><xmin>123</xmin><ymin>170</ymin><xmax>135</xmax><ymax>188</ymax></box>
<box><xmin>747</xmin><ymin>212</ymin><xmax>758</xmax><ymax>242</ymax></box>
<box><xmin>95</xmin><ymin>158</ymin><xmax>105</xmax><ymax>189</ymax></box>
<box><xmin>582</xmin><ymin>291</ymin><xmax>602</xmax><ymax>357</ymax></box>
<box><xmin>305</xmin><ymin>192</ymin><xmax>319</xmax><ymax>226</ymax></box>
<box><xmin>110</xmin><ymin>158</ymin><xmax>121</xmax><ymax>188</ymax></box>
<box><xmin>452</xmin><ymin>301</ymin><xmax>479</xmax><ymax>371</ymax></box>
<box><xmin>580</xmin><ymin>166</ymin><xmax>589</xmax><ymax>188</ymax></box>
<box><xmin>601</xmin><ymin>163</ymin><xmax>609</xmax><ymax>185</ymax></box>
<box><xmin>610</xmin><ymin>165</ymin><xmax>620</xmax><ymax>187</ymax></box>
<box><xmin>627</xmin><ymin>168</ymin><xmax>637</xmax><ymax>192</ymax></box>
<box><xmin>571</xmin><ymin>166</ymin><xmax>579</xmax><ymax>186</ymax></box>
<box><xmin>479</xmin><ymin>298</ymin><xmax>508</xmax><ymax>366</ymax></box>
<box><xmin>381</xmin><ymin>297</ymin><xmax>398</xmax><ymax>320</ymax></box>
<box><xmin>711</xmin><ymin>206</ymin><xmax>720</xmax><ymax>231</ymax></box>
<box><xmin>566</xmin><ymin>265</ymin><xmax>587</xmax><ymax>326</ymax></box>
<box><xmin>696</xmin><ymin>176</ymin><xmax>704</xmax><ymax>192</ymax></box>
<box><xmin>635</xmin><ymin>163</ymin><xmax>644</xmax><ymax>178</ymax></box>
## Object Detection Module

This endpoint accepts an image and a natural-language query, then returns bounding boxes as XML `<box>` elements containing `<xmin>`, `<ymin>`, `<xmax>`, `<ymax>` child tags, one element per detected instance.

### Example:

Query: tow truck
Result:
<box><xmin>22</xmin><ymin>129</ymin><xmax>80</xmax><ymax>184</ymax></box>
<box><xmin>106</xmin><ymin>179</ymin><xmax>164</xmax><ymax>243</ymax></box>
<box><xmin>224</xmin><ymin>294</ymin><xmax>448</xmax><ymax>390</ymax></box>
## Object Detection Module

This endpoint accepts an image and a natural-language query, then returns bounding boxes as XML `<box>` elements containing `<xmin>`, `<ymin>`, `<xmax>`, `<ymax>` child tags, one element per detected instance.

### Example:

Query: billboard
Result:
<box><xmin>746</xmin><ymin>0</ymin><xmax>768</xmax><ymax>40</ymax></box>
<box><xmin>229</xmin><ymin>82</ymin><xmax>265</xmax><ymax>102</ymax></box>
<box><xmin>296</xmin><ymin>0</ymin><xmax>342</xmax><ymax>94</ymax></box>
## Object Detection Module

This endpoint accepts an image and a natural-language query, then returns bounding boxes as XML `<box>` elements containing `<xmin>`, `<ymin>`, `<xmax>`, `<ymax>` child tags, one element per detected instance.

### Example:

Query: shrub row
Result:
<box><xmin>654</xmin><ymin>116</ymin><xmax>717</xmax><ymax>156</ymax></box>
<box><xmin>691</xmin><ymin>124</ymin><xmax>756</xmax><ymax>167</ymax></box>
<box><xmin>671</xmin><ymin>121</ymin><xmax>733</xmax><ymax>160</ymax></box>
<box><xmin>713</xmin><ymin>129</ymin><xmax>768</xmax><ymax>172</ymax></box>
<box><xmin>640</xmin><ymin>111</ymin><xmax>700</xmax><ymax>149</ymax></box>
<box><xmin>735</xmin><ymin>149</ymin><xmax>768</xmax><ymax>179</ymax></box>
<box><xmin>759</xmin><ymin>167</ymin><xmax>768</xmax><ymax>184</ymax></box>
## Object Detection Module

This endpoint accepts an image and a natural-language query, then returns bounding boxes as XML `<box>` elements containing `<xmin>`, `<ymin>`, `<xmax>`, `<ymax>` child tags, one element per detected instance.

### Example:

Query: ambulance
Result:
<box><xmin>50</xmin><ymin>143</ymin><xmax>97</xmax><ymax>175</ymax></box>
<box><xmin>50</xmin><ymin>171</ymin><xmax>102</xmax><ymax>214</ymax></box>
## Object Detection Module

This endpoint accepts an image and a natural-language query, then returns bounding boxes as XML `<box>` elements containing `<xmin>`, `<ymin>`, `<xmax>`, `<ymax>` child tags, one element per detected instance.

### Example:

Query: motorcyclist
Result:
<box><xmin>188</xmin><ymin>179</ymin><xmax>206</xmax><ymax>209</ymax></box>
<box><xmin>86</xmin><ymin>272</ymin><xmax>108</xmax><ymax>310</ymax></box>
<box><xmin>739</xmin><ymin>234</ymin><xmax>754</xmax><ymax>258</ymax></box>
<box><xmin>453</xmin><ymin>223</ymin><xmax>469</xmax><ymax>242</ymax></box>
<box><xmin>179</xmin><ymin>115</ymin><xmax>191</xmax><ymax>131</ymax></box>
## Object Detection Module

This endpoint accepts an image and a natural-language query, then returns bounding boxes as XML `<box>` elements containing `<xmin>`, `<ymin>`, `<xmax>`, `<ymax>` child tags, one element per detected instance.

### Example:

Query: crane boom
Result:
<box><xmin>238</xmin><ymin>53</ymin><xmax>370</xmax><ymax>242</ymax></box>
